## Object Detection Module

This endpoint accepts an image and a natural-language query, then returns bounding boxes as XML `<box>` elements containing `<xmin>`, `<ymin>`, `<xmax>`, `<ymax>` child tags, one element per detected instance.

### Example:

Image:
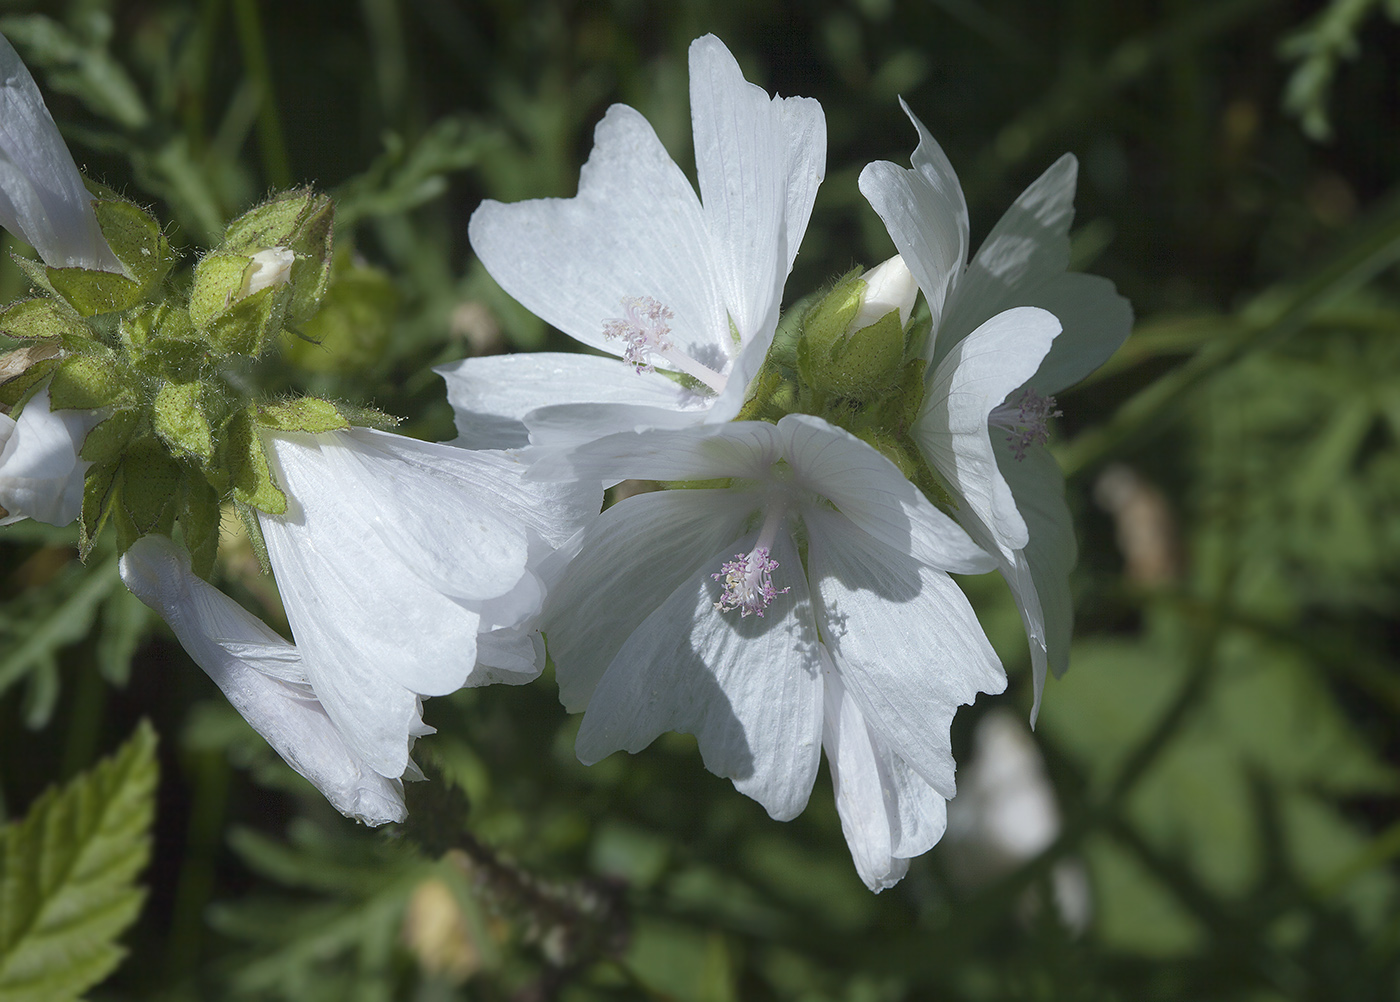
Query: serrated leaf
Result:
<box><xmin>223</xmin><ymin>410</ymin><xmax>287</xmax><ymax>514</ymax></box>
<box><xmin>0</xmin><ymin>721</ymin><xmax>158</xmax><ymax>1002</ymax></box>
<box><xmin>48</xmin><ymin>354</ymin><xmax>125</xmax><ymax>411</ymax></box>
<box><xmin>0</xmin><ymin>299</ymin><xmax>86</xmax><ymax>341</ymax></box>
<box><xmin>153</xmin><ymin>381</ymin><xmax>213</xmax><ymax>463</ymax></box>
<box><xmin>254</xmin><ymin>397</ymin><xmax>349</xmax><ymax>434</ymax></box>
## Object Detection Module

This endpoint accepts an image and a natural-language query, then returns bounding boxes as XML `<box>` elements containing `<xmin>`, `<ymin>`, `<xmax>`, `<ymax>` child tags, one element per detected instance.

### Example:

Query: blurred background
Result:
<box><xmin>1</xmin><ymin>0</ymin><xmax>1398</xmax><ymax>999</ymax></box>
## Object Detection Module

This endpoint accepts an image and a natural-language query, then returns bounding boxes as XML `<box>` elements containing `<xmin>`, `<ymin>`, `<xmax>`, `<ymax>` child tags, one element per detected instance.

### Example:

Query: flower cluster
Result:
<box><xmin>0</xmin><ymin>32</ymin><xmax>1128</xmax><ymax>887</ymax></box>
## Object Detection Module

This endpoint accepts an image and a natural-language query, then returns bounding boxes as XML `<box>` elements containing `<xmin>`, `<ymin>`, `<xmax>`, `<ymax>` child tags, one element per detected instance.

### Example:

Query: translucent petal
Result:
<box><xmin>917</xmin><ymin>306</ymin><xmax>1060</xmax><ymax>559</ymax></box>
<box><xmin>0</xmin><ymin>386</ymin><xmax>99</xmax><ymax>527</ymax></box>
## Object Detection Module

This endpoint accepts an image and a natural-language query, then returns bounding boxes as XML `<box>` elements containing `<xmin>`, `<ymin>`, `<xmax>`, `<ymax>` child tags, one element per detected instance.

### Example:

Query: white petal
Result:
<box><xmin>524</xmin><ymin>401</ymin><xmax>710</xmax><ymax>456</ymax></box>
<box><xmin>1025</xmin><ymin>272</ymin><xmax>1134</xmax><ymax>395</ymax></box>
<box><xmin>436</xmin><ymin>352</ymin><xmax>698</xmax><ymax>449</ymax></box>
<box><xmin>575</xmin><ymin>527</ymin><xmax>824</xmax><ymax>821</ymax></box>
<box><xmin>916</xmin><ymin>306</ymin><xmax>1061</xmax><ymax>559</ymax></box>
<box><xmin>546</xmin><ymin>488</ymin><xmax>757</xmax><ymax>711</ymax></box>
<box><xmin>0</xmin><ymin>385</ymin><xmax>99</xmax><ymax>527</ymax></box>
<box><xmin>689</xmin><ymin>35</ymin><xmax>824</xmax><ymax>346</ymax></box>
<box><xmin>823</xmin><ymin>658</ymin><xmax>948</xmax><ymax>892</ymax></box>
<box><xmin>857</xmin><ymin>99</ymin><xmax>968</xmax><ymax>339</ymax></box>
<box><xmin>0</xmin><ymin>34</ymin><xmax>121</xmax><ymax>272</ymax></box>
<box><xmin>775</xmin><ymin>414</ymin><xmax>994</xmax><ymax>574</ymax></box>
<box><xmin>529</xmin><ymin>420</ymin><xmax>784</xmax><ymax>486</ymax></box>
<box><xmin>998</xmin><ymin>442</ymin><xmax>1077</xmax><ymax>722</ymax></box>
<box><xmin>937</xmin><ymin>154</ymin><xmax>1077</xmax><ymax>361</ymax></box>
<box><xmin>259</xmin><ymin>429</ymin><xmax>584</xmax><ymax>777</ymax></box>
<box><xmin>468</xmin><ymin>104</ymin><xmax>727</xmax><ymax>368</ymax></box>
<box><xmin>806</xmin><ymin>507</ymin><xmax>1004</xmax><ymax>799</ymax></box>
<box><xmin>118</xmin><ymin>535</ymin><xmax>406</xmax><ymax>825</ymax></box>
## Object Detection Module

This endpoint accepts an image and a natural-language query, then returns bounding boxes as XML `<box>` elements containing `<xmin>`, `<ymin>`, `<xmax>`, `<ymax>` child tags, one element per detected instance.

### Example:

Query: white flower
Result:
<box><xmin>0</xmin><ymin>384</ymin><xmax>102</xmax><ymax>526</ymax></box>
<box><xmin>119</xmin><ymin>534</ymin><xmax>408</xmax><ymax>826</ymax></box>
<box><xmin>254</xmin><ymin>428</ymin><xmax>600</xmax><ymax>781</ymax></box>
<box><xmin>440</xmin><ymin>33</ymin><xmax>825</xmax><ymax>447</ymax></box>
<box><xmin>0</xmin><ymin>31</ymin><xmax>121</xmax><ymax>272</ymax></box>
<box><xmin>858</xmin><ymin>106</ymin><xmax>1133</xmax><ymax>719</ymax></box>
<box><xmin>537</xmin><ymin>413</ymin><xmax>1003</xmax><ymax>891</ymax></box>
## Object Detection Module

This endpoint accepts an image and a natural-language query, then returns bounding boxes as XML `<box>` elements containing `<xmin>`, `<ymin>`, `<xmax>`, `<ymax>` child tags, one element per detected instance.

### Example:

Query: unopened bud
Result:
<box><xmin>239</xmin><ymin>247</ymin><xmax>295</xmax><ymax>300</ymax></box>
<box><xmin>845</xmin><ymin>254</ymin><xmax>917</xmax><ymax>337</ymax></box>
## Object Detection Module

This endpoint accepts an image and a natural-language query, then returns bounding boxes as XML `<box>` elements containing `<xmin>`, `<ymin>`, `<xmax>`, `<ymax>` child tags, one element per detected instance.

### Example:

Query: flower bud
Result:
<box><xmin>845</xmin><ymin>255</ymin><xmax>917</xmax><ymax>337</ymax></box>
<box><xmin>239</xmin><ymin>247</ymin><xmax>295</xmax><ymax>299</ymax></box>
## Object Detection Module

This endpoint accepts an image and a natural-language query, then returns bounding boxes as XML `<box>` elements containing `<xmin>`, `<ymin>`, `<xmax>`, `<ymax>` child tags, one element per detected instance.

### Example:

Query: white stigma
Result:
<box><xmin>989</xmin><ymin>388</ymin><xmax>1062</xmax><ymax>460</ymax></box>
<box><xmin>602</xmin><ymin>296</ymin><xmax>728</xmax><ymax>393</ymax></box>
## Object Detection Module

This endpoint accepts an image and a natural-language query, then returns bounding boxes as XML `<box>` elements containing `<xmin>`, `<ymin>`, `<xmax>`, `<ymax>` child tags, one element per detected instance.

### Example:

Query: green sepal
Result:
<box><xmin>0</xmin><ymin>298</ymin><xmax>89</xmax><ymax>341</ymax></box>
<box><xmin>178</xmin><ymin>476</ymin><xmax>222</xmax><ymax>579</ymax></box>
<box><xmin>331</xmin><ymin>402</ymin><xmax>401</xmax><ymax>430</ymax></box>
<box><xmin>254</xmin><ymin>396</ymin><xmax>350</xmax><ymax>434</ymax></box>
<box><xmin>222</xmin><ymin>189</ymin><xmax>321</xmax><ymax>253</ymax></box>
<box><xmin>222</xmin><ymin>408</ymin><xmax>287</xmax><ymax>514</ymax></box>
<box><xmin>798</xmin><ymin>270</ymin><xmax>865</xmax><ymax>362</ymax></box>
<box><xmin>818</xmin><ymin>308</ymin><xmax>907</xmax><ymax>398</ymax></box>
<box><xmin>79</xmin><ymin>461</ymin><xmax>120</xmax><ymax>559</ymax></box>
<box><xmin>153</xmin><ymin>381</ymin><xmax>214</xmax><ymax>463</ymax></box>
<box><xmin>45</xmin><ymin>266</ymin><xmax>142</xmax><ymax>318</ymax></box>
<box><xmin>118</xmin><ymin>440</ymin><xmax>182</xmax><ymax>538</ymax></box>
<box><xmin>285</xmin><ymin>196</ymin><xmax>334</xmax><ymax>323</ymax></box>
<box><xmin>188</xmin><ymin>251</ymin><xmax>254</xmax><ymax>330</ymax></box>
<box><xmin>48</xmin><ymin>351</ymin><xmax>128</xmax><ymax>410</ymax></box>
<box><xmin>80</xmin><ymin>408</ymin><xmax>143</xmax><ymax>464</ymax></box>
<box><xmin>91</xmin><ymin>198</ymin><xmax>174</xmax><ymax>291</ymax></box>
<box><xmin>8</xmin><ymin>250</ymin><xmax>58</xmax><ymax>297</ymax></box>
<box><xmin>122</xmin><ymin>302</ymin><xmax>200</xmax><ymax>359</ymax></box>
<box><xmin>235</xmin><ymin>500</ymin><xmax>272</xmax><ymax>575</ymax></box>
<box><xmin>205</xmin><ymin>284</ymin><xmax>288</xmax><ymax>358</ymax></box>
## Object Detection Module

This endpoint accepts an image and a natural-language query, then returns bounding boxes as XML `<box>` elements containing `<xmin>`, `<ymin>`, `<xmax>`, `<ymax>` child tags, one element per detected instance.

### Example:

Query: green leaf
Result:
<box><xmin>0</xmin><ymin>358</ymin><xmax>59</xmax><ymax>410</ymax></box>
<box><xmin>0</xmin><ymin>721</ymin><xmax>158</xmax><ymax>1002</ymax></box>
<box><xmin>0</xmin><ymin>299</ymin><xmax>86</xmax><ymax>341</ymax></box>
<box><xmin>117</xmin><ymin>441</ymin><xmax>182</xmax><ymax>538</ymax></box>
<box><xmin>223</xmin><ymin>410</ymin><xmax>287</xmax><ymax>514</ymax></box>
<box><xmin>187</xmin><ymin>251</ymin><xmax>254</xmax><ymax>331</ymax></box>
<box><xmin>254</xmin><ymin>397</ymin><xmax>350</xmax><ymax>434</ymax></box>
<box><xmin>283</xmin><ymin>262</ymin><xmax>398</xmax><ymax>374</ymax></box>
<box><xmin>153</xmin><ymin>381</ymin><xmax>213</xmax><ymax>463</ymax></box>
<box><xmin>47</xmin><ymin>353</ymin><xmax>126</xmax><ymax>411</ymax></box>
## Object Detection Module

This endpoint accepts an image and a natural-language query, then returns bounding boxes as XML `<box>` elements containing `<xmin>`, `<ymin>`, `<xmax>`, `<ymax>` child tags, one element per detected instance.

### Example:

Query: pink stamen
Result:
<box><xmin>602</xmin><ymin>295</ymin><xmax>728</xmax><ymax>393</ymax></box>
<box><xmin>713</xmin><ymin>546</ymin><xmax>789</xmax><ymax>617</ymax></box>
<box><xmin>989</xmin><ymin>388</ymin><xmax>1062</xmax><ymax>460</ymax></box>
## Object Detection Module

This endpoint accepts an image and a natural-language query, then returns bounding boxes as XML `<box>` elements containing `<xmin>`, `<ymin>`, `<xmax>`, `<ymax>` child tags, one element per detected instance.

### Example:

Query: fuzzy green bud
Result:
<box><xmin>799</xmin><ymin>256</ymin><xmax>918</xmax><ymax>401</ymax></box>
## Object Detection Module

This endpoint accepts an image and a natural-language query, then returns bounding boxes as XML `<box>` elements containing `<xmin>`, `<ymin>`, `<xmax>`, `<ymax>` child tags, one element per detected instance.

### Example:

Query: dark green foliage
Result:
<box><xmin>1</xmin><ymin>0</ymin><xmax>1398</xmax><ymax>1000</ymax></box>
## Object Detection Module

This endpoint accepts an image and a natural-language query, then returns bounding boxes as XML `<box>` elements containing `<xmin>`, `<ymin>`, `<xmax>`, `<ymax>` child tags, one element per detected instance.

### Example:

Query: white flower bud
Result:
<box><xmin>238</xmin><ymin>246</ymin><xmax>296</xmax><ymax>299</ymax></box>
<box><xmin>846</xmin><ymin>254</ymin><xmax>918</xmax><ymax>335</ymax></box>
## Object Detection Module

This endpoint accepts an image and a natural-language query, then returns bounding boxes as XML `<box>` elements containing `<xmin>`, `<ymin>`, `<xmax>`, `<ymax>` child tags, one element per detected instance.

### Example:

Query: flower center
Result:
<box><xmin>989</xmin><ymin>388</ymin><xmax>1061</xmax><ymax>461</ymax></box>
<box><xmin>602</xmin><ymin>296</ymin><xmax>728</xmax><ymax>393</ymax></box>
<box><xmin>712</xmin><ymin>504</ymin><xmax>789</xmax><ymax>618</ymax></box>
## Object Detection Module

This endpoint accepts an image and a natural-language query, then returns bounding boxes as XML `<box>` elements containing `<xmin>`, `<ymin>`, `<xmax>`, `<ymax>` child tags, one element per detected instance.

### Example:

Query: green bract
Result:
<box><xmin>0</xmin><ymin>181</ymin><xmax>383</xmax><ymax>575</ymax></box>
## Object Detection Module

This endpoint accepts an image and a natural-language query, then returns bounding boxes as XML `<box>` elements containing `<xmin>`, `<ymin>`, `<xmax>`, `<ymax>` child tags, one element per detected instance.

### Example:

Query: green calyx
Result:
<box><xmin>735</xmin><ymin>269</ymin><xmax>952</xmax><ymax>511</ymax></box>
<box><xmin>0</xmin><ymin>178</ymin><xmax>389</xmax><ymax>577</ymax></box>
